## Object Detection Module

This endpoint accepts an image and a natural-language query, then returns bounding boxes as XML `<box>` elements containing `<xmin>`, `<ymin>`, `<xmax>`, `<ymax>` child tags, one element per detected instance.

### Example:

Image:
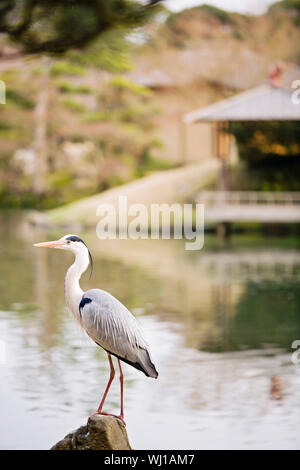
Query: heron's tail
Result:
<box><xmin>138</xmin><ymin>348</ymin><xmax>158</xmax><ymax>379</ymax></box>
<box><xmin>105</xmin><ymin>348</ymin><xmax>158</xmax><ymax>378</ymax></box>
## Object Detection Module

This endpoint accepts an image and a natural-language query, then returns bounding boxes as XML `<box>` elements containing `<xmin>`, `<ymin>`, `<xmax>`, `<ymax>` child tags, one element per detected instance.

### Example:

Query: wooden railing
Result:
<box><xmin>196</xmin><ymin>191</ymin><xmax>300</xmax><ymax>206</ymax></box>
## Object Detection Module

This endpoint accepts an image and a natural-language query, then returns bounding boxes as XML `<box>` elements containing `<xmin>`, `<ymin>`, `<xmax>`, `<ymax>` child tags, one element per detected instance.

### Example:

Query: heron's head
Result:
<box><xmin>33</xmin><ymin>234</ymin><xmax>93</xmax><ymax>276</ymax></box>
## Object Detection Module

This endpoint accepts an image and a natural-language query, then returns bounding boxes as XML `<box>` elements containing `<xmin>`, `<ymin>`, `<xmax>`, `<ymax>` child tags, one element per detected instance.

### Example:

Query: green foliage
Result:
<box><xmin>82</xmin><ymin>111</ymin><xmax>111</xmax><ymax>123</ymax></box>
<box><xmin>0</xmin><ymin>120</ymin><xmax>11</xmax><ymax>131</ymax></box>
<box><xmin>109</xmin><ymin>76</ymin><xmax>150</xmax><ymax>96</ymax></box>
<box><xmin>166</xmin><ymin>3</ymin><xmax>234</xmax><ymax>31</ymax></box>
<box><xmin>134</xmin><ymin>139</ymin><xmax>169</xmax><ymax>177</ymax></box>
<box><xmin>0</xmin><ymin>0</ymin><xmax>162</xmax><ymax>53</ymax></box>
<box><xmin>198</xmin><ymin>4</ymin><xmax>234</xmax><ymax>24</ymax></box>
<box><xmin>55</xmin><ymin>80</ymin><xmax>92</xmax><ymax>94</ymax></box>
<box><xmin>0</xmin><ymin>120</ymin><xmax>21</xmax><ymax>139</ymax></box>
<box><xmin>118</xmin><ymin>106</ymin><xmax>150</xmax><ymax>125</ymax></box>
<box><xmin>62</xmin><ymin>98</ymin><xmax>86</xmax><ymax>113</ymax></box>
<box><xmin>137</xmin><ymin>155</ymin><xmax>172</xmax><ymax>176</ymax></box>
<box><xmin>0</xmin><ymin>2</ymin><xmax>169</xmax><ymax>209</ymax></box>
<box><xmin>229</xmin><ymin>159</ymin><xmax>300</xmax><ymax>192</ymax></box>
<box><xmin>51</xmin><ymin>61</ymin><xmax>86</xmax><ymax>77</ymax></box>
<box><xmin>0</xmin><ymin>69</ymin><xmax>17</xmax><ymax>82</ymax></box>
<box><xmin>230</xmin><ymin>121</ymin><xmax>300</xmax><ymax>163</ymax></box>
<box><xmin>67</xmin><ymin>30</ymin><xmax>133</xmax><ymax>73</ymax></box>
<box><xmin>6</xmin><ymin>89</ymin><xmax>34</xmax><ymax>109</ymax></box>
<box><xmin>46</xmin><ymin>170</ymin><xmax>73</xmax><ymax>189</ymax></box>
<box><xmin>269</xmin><ymin>0</ymin><xmax>300</xmax><ymax>26</ymax></box>
<box><xmin>229</xmin><ymin>121</ymin><xmax>300</xmax><ymax>191</ymax></box>
<box><xmin>105</xmin><ymin>174</ymin><xmax>126</xmax><ymax>189</ymax></box>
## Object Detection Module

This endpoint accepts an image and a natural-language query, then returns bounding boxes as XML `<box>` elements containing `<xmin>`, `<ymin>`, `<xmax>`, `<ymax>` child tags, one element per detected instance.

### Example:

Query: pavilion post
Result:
<box><xmin>215</xmin><ymin>121</ymin><xmax>230</xmax><ymax>191</ymax></box>
<box><xmin>215</xmin><ymin>121</ymin><xmax>231</xmax><ymax>239</ymax></box>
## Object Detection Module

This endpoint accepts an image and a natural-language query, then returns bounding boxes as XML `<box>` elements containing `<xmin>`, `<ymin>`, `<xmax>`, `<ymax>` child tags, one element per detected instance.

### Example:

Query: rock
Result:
<box><xmin>51</xmin><ymin>415</ymin><xmax>132</xmax><ymax>450</ymax></box>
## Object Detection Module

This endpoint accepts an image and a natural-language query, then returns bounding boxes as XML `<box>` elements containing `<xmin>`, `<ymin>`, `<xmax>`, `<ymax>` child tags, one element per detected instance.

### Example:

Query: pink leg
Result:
<box><xmin>88</xmin><ymin>354</ymin><xmax>125</xmax><ymax>425</ymax></box>
<box><xmin>97</xmin><ymin>353</ymin><xmax>115</xmax><ymax>413</ymax></box>
<box><xmin>100</xmin><ymin>360</ymin><xmax>125</xmax><ymax>424</ymax></box>
<box><xmin>88</xmin><ymin>353</ymin><xmax>115</xmax><ymax>422</ymax></box>
<box><xmin>118</xmin><ymin>359</ymin><xmax>124</xmax><ymax>420</ymax></box>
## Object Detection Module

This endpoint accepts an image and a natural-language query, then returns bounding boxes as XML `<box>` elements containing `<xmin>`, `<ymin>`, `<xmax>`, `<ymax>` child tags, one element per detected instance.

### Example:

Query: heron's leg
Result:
<box><xmin>118</xmin><ymin>359</ymin><xmax>124</xmax><ymax>420</ymax></box>
<box><xmin>97</xmin><ymin>353</ymin><xmax>115</xmax><ymax>413</ymax></box>
<box><xmin>88</xmin><ymin>354</ymin><xmax>125</xmax><ymax>425</ymax></box>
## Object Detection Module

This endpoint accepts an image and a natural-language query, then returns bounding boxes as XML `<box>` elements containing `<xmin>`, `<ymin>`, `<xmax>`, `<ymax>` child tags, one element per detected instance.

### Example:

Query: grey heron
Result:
<box><xmin>34</xmin><ymin>234</ymin><xmax>158</xmax><ymax>423</ymax></box>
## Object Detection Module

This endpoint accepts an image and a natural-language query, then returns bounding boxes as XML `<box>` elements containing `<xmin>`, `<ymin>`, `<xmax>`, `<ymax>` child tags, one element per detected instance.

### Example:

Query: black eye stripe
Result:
<box><xmin>66</xmin><ymin>235</ymin><xmax>84</xmax><ymax>243</ymax></box>
<box><xmin>65</xmin><ymin>235</ymin><xmax>93</xmax><ymax>280</ymax></box>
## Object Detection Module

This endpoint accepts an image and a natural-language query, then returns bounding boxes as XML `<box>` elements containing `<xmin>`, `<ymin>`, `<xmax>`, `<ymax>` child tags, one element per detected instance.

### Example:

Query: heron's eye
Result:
<box><xmin>67</xmin><ymin>240</ymin><xmax>71</xmax><ymax>244</ymax></box>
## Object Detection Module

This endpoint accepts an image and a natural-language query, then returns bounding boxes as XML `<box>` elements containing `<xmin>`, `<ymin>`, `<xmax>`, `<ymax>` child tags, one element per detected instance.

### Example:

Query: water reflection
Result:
<box><xmin>0</xmin><ymin>212</ymin><xmax>300</xmax><ymax>449</ymax></box>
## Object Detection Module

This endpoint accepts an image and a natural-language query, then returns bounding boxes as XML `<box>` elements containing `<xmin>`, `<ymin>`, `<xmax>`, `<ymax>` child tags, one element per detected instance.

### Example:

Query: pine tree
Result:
<box><xmin>0</xmin><ymin>0</ymin><xmax>162</xmax><ymax>54</ymax></box>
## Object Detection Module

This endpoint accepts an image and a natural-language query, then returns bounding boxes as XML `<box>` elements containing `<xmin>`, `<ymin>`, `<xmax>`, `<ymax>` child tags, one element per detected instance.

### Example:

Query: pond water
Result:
<box><xmin>0</xmin><ymin>212</ymin><xmax>300</xmax><ymax>449</ymax></box>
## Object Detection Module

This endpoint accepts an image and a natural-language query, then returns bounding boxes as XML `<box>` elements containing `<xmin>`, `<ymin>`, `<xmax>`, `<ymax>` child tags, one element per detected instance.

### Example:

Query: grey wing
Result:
<box><xmin>79</xmin><ymin>289</ymin><xmax>158</xmax><ymax>378</ymax></box>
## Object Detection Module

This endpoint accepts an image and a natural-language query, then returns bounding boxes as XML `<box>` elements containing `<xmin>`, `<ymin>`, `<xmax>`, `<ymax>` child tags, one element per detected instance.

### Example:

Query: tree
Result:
<box><xmin>0</xmin><ymin>0</ymin><xmax>162</xmax><ymax>54</ymax></box>
<box><xmin>0</xmin><ymin>0</ymin><xmax>163</xmax><ymax>197</ymax></box>
<box><xmin>33</xmin><ymin>56</ymin><xmax>51</xmax><ymax>195</ymax></box>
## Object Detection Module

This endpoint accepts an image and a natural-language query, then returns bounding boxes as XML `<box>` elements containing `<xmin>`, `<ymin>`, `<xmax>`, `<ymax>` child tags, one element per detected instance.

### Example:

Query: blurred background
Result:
<box><xmin>0</xmin><ymin>0</ymin><xmax>300</xmax><ymax>450</ymax></box>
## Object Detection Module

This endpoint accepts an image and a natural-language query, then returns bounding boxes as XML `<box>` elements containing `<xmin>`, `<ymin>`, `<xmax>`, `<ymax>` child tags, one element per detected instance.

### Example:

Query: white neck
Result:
<box><xmin>64</xmin><ymin>246</ymin><xmax>89</xmax><ymax>323</ymax></box>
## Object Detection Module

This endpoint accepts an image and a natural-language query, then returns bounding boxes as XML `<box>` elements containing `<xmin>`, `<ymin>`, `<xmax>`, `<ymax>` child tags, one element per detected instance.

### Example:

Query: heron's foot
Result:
<box><xmin>87</xmin><ymin>410</ymin><xmax>126</xmax><ymax>426</ymax></box>
<box><xmin>98</xmin><ymin>411</ymin><xmax>126</xmax><ymax>426</ymax></box>
<box><xmin>87</xmin><ymin>411</ymin><xmax>99</xmax><ymax>424</ymax></box>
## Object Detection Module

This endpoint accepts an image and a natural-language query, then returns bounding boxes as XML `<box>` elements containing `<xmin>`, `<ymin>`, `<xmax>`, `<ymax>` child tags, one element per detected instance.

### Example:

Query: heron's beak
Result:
<box><xmin>33</xmin><ymin>240</ymin><xmax>65</xmax><ymax>248</ymax></box>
